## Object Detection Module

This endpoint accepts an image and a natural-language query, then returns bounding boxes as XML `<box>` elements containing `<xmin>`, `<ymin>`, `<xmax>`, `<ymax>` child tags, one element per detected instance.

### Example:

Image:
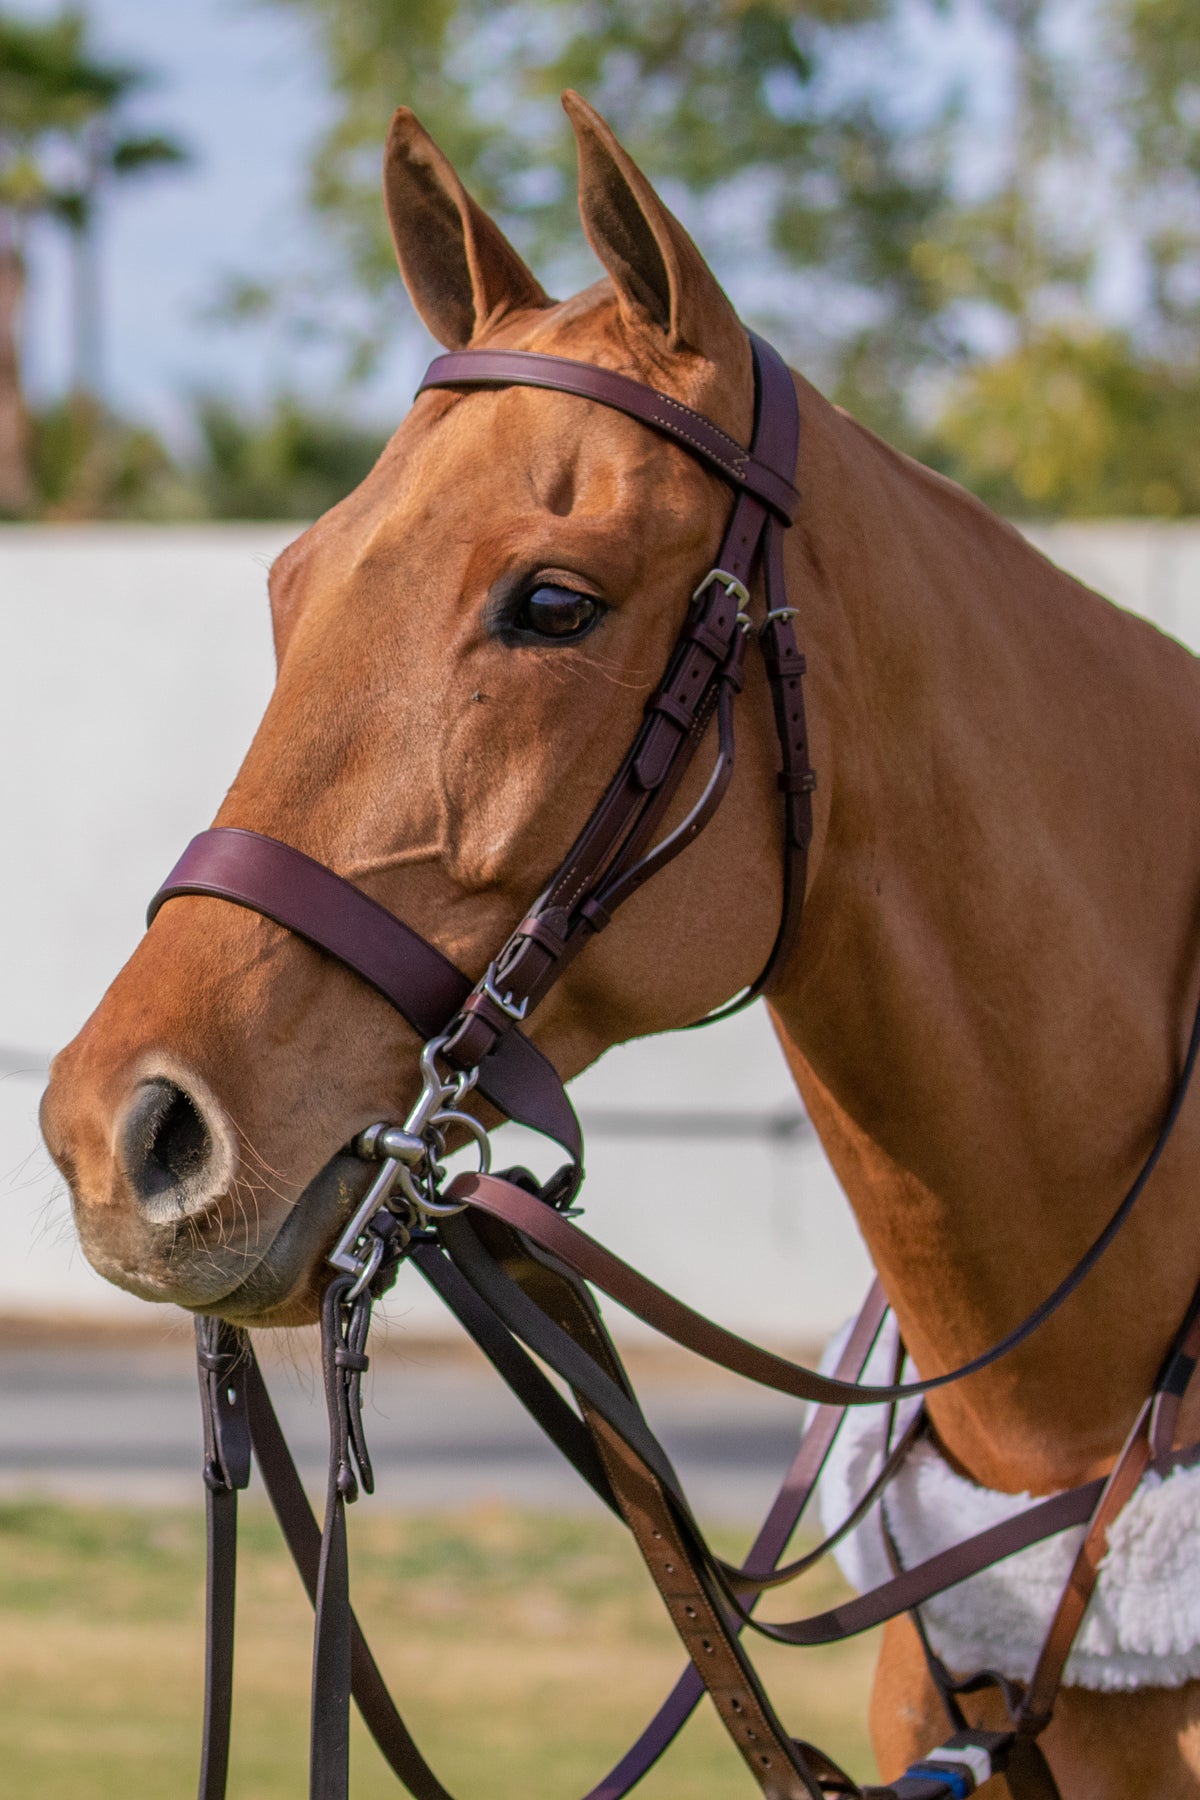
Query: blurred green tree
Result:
<box><xmin>259</xmin><ymin>0</ymin><xmax>956</xmax><ymax>426</ymax></box>
<box><xmin>192</xmin><ymin>393</ymin><xmax>386</xmax><ymax>519</ymax></box>
<box><xmin>911</xmin><ymin>0</ymin><xmax>1200</xmax><ymax>513</ymax></box>
<box><xmin>255</xmin><ymin>0</ymin><xmax>1200</xmax><ymax>517</ymax></box>
<box><xmin>29</xmin><ymin>393</ymin><xmax>193</xmax><ymax>519</ymax></box>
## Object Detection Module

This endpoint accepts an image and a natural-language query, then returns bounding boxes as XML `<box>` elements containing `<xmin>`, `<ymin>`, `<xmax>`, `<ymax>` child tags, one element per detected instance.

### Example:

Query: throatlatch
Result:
<box><xmin>162</xmin><ymin>331</ymin><xmax>1200</xmax><ymax>1800</ymax></box>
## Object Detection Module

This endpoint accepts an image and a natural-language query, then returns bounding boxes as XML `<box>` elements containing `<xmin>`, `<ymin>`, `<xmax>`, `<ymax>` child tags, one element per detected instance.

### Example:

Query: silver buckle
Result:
<box><xmin>692</xmin><ymin>566</ymin><xmax>750</xmax><ymax>609</ymax></box>
<box><xmin>481</xmin><ymin>960</ymin><xmax>529</xmax><ymax>1022</ymax></box>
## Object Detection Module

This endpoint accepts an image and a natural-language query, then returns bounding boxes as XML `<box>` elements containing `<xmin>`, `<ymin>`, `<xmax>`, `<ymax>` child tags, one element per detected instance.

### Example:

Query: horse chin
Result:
<box><xmin>193</xmin><ymin>1150</ymin><xmax>377</xmax><ymax>1328</ymax></box>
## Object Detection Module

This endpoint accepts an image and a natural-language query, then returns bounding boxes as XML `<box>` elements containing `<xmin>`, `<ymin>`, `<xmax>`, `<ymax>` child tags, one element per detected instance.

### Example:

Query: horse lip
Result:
<box><xmin>193</xmin><ymin>1149</ymin><xmax>377</xmax><ymax>1321</ymax></box>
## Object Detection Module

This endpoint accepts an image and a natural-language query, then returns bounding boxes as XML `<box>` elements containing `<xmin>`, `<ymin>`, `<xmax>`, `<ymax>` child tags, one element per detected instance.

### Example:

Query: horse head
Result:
<box><xmin>40</xmin><ymin>96</ymin><xmax>804</xmax><ymax>1324</ymax></box>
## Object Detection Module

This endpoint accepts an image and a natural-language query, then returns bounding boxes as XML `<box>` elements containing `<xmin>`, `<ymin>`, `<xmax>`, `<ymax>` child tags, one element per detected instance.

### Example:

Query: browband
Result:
<box><xmin>418</xmin><ymin>348</ymin><xmax>799</xmax><ymax>522</ymax></box>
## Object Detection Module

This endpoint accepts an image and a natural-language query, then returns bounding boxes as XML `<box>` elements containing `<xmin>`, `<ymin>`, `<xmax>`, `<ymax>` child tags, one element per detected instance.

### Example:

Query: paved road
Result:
<box><xmin>0</xmin><ymin>1326</ymin><xmax>814</xmax><ymax>1522</ymax></box>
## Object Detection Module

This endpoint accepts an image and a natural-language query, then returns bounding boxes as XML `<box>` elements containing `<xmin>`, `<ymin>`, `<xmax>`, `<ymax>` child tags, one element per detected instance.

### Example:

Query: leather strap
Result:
<box><xmin>419</xmin><ymin>347</ymin><xmax>799</xmax><ymax>522</ymax></box>
<box><xmin>410</xmin><ymin>1236</ymin><xmax>619</xmax><ymax>1511</ymax></box>
<box><xmin>309</xmin><ymin>1275</ymin><xmax>371</xmax><ymax>1799</ymax></box>
<box><xmin>243</xmin><ymin>1351</ymin><xmax>457</xmax><ymax>1800</ymax></box>
<box><xmin>1018</xmin><ymin>1400</ymin><xmax>1154</xmax><ymax>1736</ymax></box>
<box><xmin>435</xmin><ymin>1208</ymin><xmax>1113</xmax><ymax>1647</ymax></box>
<box><xmin>195</xmin><ymin>1318</ymin><xmax>251</xmax><ymax>1800</ymax></box>
<box><xmin>150</xmin><ymin>828</ymin><xmax>581</xmax><ymax>1165</ymax></box>
<box><xmin>1017</xmin><ymin>1274</ymin><xmax>1200</xmax><ymax>1735</ymax></box>
<box><xmin>428</xmin><ymin>332</ymin><xmax>810</xmax><ymax>1074</ymax></box>
<box><xmin>583</xmin><ymin>1282</ymin><xmax>891</xmax><ymax>1799</ymax></box>
<box><xmin>445</xmin><ymin>1211</ymin><xmax>825</xmax><ymax>1797</ymax></box>
<box><xmin>445</xmin><ymin>1047</ymin><xmax>1200</xmax><ymax>1402</ymax></box>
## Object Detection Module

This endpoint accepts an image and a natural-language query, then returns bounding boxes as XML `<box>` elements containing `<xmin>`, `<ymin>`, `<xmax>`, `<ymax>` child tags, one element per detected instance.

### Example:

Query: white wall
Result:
<box><xmin>2</xmin><ymin>521</ymin><xmax>1197</xmax><ymax>1337</ymax></box>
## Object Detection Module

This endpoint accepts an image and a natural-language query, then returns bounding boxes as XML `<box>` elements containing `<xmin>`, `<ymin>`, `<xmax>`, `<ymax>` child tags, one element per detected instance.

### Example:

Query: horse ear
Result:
<box><xmin>562</xmin><ymin>90</ymin><xmax>746</xmax><ymax>368</ymax></box>
<box><xmin>383</xmin><ymin>108</ymin><xmax>549</xmax><ymax>349</ymax></box>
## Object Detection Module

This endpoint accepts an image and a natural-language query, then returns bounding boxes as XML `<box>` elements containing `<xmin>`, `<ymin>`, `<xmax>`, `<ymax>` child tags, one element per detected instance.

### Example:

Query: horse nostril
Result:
<box><xmin>120</xmin><ymin>1078</ymin><xmax>218</xmax><ymax>1217</ymax></box>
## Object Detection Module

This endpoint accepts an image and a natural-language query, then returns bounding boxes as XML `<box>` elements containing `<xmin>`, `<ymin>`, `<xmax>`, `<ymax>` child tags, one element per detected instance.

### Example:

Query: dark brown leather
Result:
<box><xmin>1017</xmin><ymin>1284</ymin><xmax>1200</xmax><ymax>1736</ymax></box>
<box><xmin>445</xmin><ymin>1011</ymin><xmax>1200</xmax><ymax>1402</ymax></box>
<box><xmin>459</xmin><ymin>1212</ymin><xmax>825</xmax><ymax>1798</ymax></box>
<box><xmin>438</xmin><ymin>1201</ymin><xmax>1110</xmax><ymax>1647</ymax></box>
<box><xmin>427</xmin><ymin>333</ymin><xmax>808</xmax><ymax>1074</ymax></box>
<box><xmin>195</xmin><ymin>1318</ymin><xmax>250</xmax><ymax>1800</ymax></box>
<box><xmin>1149</xmin><ymin>1289</ymin><xmax>1200</xmax><ymax>1459</ymax></box>
<box><xmin>419</xmin><ymin>347</ymin><xmax>800</xmax><ymax>521</ymax></box>
<box><xmin>1018</xmin><ymin>1400</ymin><xmax>1153</xmax><ymax>1735</ymax></box>
<box><xmin>241</xmin><ymin>1347</ymin><xmax>457</xmax><ymax>1800</ymax></box>
<box><xmin>579</xmin><ymin>1282</ymin><xmax>890</xmax><ymax>1799</ymax></box>
<box><xmin>149</xmin><ymin>827</ymin><xmax>581</xmax><ymax>1163</ymax></box>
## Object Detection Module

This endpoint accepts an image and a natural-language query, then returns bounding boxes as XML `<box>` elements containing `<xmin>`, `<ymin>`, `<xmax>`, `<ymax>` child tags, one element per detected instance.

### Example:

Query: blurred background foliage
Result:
<box><xmin>3</xmin><ymin>0</ymin><xmax>1200</xmax><ymax>519</ymax></box>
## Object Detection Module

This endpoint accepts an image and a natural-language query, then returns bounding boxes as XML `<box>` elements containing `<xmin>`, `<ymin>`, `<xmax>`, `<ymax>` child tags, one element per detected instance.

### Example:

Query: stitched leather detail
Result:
<box><xmin>419</xmin><ymin>349</ymin><xmax>799</xmax><ymax>520</ymax></box>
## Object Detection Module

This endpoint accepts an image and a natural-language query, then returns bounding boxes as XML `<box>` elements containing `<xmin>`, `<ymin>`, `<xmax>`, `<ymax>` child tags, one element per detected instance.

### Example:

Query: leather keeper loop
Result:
<box><xmin>779</xmin><ymin>768</ymin><xmax>817</xmax><ymax>795</ymax></box>
<box><xmin>720</xmin><ymin>635</ymin><xmax>748</xmax><ymax>692</ymax></box>
<box><xmin>685</xmin><ymin>616</ymin><xmax>735</xmax><ymax>660</ymax></box>
<box><xmin>634</xmin><ymin>715</ymin><xmax>682</xmax><ymax>791</ymax></box>
<box><xmin>334</xmin><ymin>1347</ymin><xmax>370</xmax><ymax>1372</ymax></box>
<box><xmin>647</xmin><ymin>688</ymin><xmax>696</xmax><ymax>732</ymax></box>
<box><xmin>578</xmin><ymin>895</ymin><xmax>613</xmax><ymax>932</ymax></box>
<box><xmin>442</xmin><ymin>1009</ymin><xmax>498</xmax><ymax>1071</ymax></box>
<box><xmin>512</xmin><ymin>911</ymin><xmax>570</xmax><ymax>959</ymax></box>
<box><xmin>460</xmin><ymin>987</ymin><xmax>521</xmax><ymax>1038</ymax></box>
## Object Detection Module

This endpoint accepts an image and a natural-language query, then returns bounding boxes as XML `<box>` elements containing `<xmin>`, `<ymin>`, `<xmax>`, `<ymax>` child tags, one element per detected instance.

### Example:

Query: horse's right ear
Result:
<box><xmin>383</xmin><ymin>109</ymin><xmax>549</xmax><ymax>349</ymax></box>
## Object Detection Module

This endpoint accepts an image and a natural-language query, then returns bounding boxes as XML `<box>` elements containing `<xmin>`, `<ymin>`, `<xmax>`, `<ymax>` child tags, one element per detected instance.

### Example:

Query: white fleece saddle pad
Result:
<box><xmin>816</xmin><ymin>1314</ymin><xmax>1200</xmax><ymax>1691</ymax></box>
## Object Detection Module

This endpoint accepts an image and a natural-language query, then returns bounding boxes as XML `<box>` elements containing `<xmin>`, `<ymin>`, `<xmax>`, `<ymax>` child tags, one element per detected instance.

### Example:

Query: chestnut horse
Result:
<box><xmin>39</xmin><ymin>94</ymin><xmax>1200</xmax><ymax>1795</ymax></box>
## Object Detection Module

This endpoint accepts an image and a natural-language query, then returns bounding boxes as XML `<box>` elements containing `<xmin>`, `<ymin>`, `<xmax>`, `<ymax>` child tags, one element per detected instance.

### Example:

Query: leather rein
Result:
<box><xmin>150</xmin><ymin>333</ymin><xmax>1200</xmax><ymax>1800</ymax></box>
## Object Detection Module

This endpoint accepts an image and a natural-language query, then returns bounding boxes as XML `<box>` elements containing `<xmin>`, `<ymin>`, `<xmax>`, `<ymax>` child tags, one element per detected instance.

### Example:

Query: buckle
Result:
<box><xmin>481</xmin><ymin>960</ymin><xmax>529</xmax><ymax>1022</ymax></box>
<box><xmin>901</xmin><ymin>1734</ymin><xmax>999</xmax><ymax>1795</ymax></box>
<box><xmin>691</xmin><ymin>566</ymin><xmax>750</xmax><ymax>610</ymax></box>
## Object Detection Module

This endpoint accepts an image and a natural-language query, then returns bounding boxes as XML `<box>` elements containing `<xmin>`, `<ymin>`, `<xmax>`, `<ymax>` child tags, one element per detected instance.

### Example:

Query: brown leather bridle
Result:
<box><xmin>151</xmin><ymin>332</ymin><xmax>1200</xmax><ymax>1800</ymax></box>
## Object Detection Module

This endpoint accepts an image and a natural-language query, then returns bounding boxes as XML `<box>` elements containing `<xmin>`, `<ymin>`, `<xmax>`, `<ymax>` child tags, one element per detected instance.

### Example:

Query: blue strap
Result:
<box><xmin>903</xmin><ymin>1765</ymin><xmax>973</xmax><ymax>1799</ymax></box>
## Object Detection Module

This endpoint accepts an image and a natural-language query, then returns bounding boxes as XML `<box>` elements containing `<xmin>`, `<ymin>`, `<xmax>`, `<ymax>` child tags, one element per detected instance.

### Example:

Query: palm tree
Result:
<box><xmin>0</xmin><ymin>9</ymin><xmax>188</xmax><ymax>513</ymax></box>
<box><xmin>50</xmin><ymin>120</ymin><xmax>188</xmax><ymax>404</ymax></box>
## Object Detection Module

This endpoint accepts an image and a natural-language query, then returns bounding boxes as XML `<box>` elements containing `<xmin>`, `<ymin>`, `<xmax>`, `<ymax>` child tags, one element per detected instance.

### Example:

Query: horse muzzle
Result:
<box><xmin>41</xmin><ymin>1046</ymin><xmax>377</xmax><ymax>1321</ymax></box>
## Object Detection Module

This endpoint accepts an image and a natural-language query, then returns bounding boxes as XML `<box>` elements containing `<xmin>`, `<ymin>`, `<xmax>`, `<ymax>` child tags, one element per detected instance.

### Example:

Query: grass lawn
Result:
<box><xmin>0</xmin><ymin>1498</ymin><xmax>880</xmax><ymax>1797</ymax></box>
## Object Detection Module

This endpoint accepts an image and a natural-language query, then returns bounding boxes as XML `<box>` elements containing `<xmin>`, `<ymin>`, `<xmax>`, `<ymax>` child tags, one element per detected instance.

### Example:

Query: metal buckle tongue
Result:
<box><xmin>328</xmin><ymin>1031</ymin><xmax>492</xmax><ymax>1294</ymax></box>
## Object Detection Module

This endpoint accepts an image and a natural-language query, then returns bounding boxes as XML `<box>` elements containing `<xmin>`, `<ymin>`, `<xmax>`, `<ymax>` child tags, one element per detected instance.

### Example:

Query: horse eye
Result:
<box><xmin>515</xmin><ymin>584</ymin><xmax>601</xmax><ymax>641</ymax></box>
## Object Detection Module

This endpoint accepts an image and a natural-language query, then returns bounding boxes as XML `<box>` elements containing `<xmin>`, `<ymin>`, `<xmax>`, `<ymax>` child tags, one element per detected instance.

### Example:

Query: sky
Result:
<box><xmin>7</xmin><ymin>0</ymin><xmax>1137</xmax><ymax>450</ymax></box>
<box><xmin>13</xmin><ymin>0</ymin><xmax>431</xmax><ymax>444</ymax></box>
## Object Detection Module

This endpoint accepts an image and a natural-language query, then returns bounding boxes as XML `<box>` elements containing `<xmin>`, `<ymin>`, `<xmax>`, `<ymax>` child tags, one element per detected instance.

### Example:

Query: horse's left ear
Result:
<box><xmin>384</xmin><ymin>107</ymin><xmax>550</xmax><ymax>349</ymax></box>
<box><xmin>563</xmin><ymin>90</ymin><xmax>748</xmax><ymax>375</ymax></box>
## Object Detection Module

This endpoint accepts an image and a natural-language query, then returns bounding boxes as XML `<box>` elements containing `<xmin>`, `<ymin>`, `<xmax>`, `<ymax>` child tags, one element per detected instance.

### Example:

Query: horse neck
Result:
<box><xmin>766</xmin><ymin>383</ymin><xmax>1200</xmax><ymax>1490</ymax></box>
